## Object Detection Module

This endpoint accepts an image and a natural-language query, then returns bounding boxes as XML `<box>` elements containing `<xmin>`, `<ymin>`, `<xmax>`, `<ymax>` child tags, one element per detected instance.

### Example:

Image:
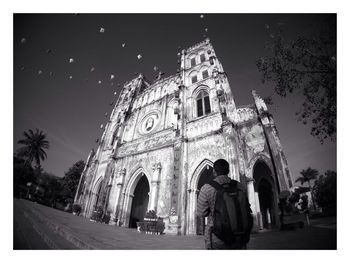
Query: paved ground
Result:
<box><xmin>13</xmin><ymin>199</ymin><xmax>336</xmax><ymax>250</ymax></box>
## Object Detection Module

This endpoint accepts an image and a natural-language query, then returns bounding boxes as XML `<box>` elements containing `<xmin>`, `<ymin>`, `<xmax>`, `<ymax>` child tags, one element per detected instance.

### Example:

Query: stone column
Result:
<box><xmin>150</xmin><ymin>163</ymin><xmax>161</xmax><ymax>212</ymax></box>
<box><xmin>194</xmin><ymin>189</ymin><xmax>201</xmax><ymax>234</ymax></box>
<box><xmin>267</xmin><ymin>209</ymin><xmax>271</xmax><ymax>226</ymax></box>
<box><xmin>114</xmin><ymin>168</ymin><xmax>126</xmax><ymax>225</ymax></box>
<box><xmin>187</xmin><ymin>188</ymin><xmax>198</xmax><ymax>235</ymax></box>
<box><xmin>222</xmin><ymin>124</ymin><xmax>237</xmax><ymax>181</ymax></box>
<box><xmin>247</xmin><ymin>179</ymin><xmax>256</xmax><ymax>213</ymax></box>
<box><xmin>255</xmin><ymin>192</ymin><xmax>263</xmax><ymax>230</ymax></box>
<box><xmin>188</xmin><ymin>189</ymin><xmax>199</xmax><ymax>235</ymax></box>
<box><xmin>209</xmin><ymin>86</ymin><xmax>220</xmax><ymax>113</ymax></box>
<box><xmin>124</xmin><ymin>193</ymin><xmax>134</xmax><ymax>227</ymax></box>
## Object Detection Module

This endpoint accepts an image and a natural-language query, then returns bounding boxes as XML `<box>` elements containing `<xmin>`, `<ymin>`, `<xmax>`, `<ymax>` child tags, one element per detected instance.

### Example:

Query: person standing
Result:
<box><xmin>197</xmin><ymin>159</ymin><xmax>253</xmax><ymax>249</ymax></box>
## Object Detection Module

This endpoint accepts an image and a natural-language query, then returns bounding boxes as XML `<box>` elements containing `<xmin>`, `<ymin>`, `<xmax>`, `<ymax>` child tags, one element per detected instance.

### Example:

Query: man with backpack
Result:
<box><xmin>197</xmin><ymin>159</ymin><xmax>253</xmax><ymax>249</ymax></box>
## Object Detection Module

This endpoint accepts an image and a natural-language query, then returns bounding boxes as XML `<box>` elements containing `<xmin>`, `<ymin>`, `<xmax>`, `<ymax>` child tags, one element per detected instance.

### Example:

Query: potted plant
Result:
<box><xmin>144</xmin><ymin>210</ymin><xmax>158</xmax><ymax>221</ymax></box>
<box><xmin>72</xmin><ymin>203</ymin><xmax>82</xmax><ymax>216</ymax></box>
<box><xmin>102</xmin><ymin>210</ymin><xmax>111</xmax><ymax>224</ymax></box>
<box><xmin>139</xmin><ymin>210</ymin><xmax>165</xmax><ymax>235</ymax></box>
<box><xmin>90</xmin><ymin>206</ymin><xmax>104</xmax><ymax>222</ymax></box>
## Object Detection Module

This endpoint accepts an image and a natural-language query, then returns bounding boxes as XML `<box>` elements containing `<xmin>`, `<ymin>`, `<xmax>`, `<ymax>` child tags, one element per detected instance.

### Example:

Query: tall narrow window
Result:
<box><xmin>196</xmin><ymin>90</ymin><xmax>211</xmax><ymax>117</ymax></box>
<box><xmin>191</xmin><ymin>75</ymin><xmax>198</xmax><ymax>84</ymax></box>
<box><xmin>204</xmin><ymin>95</ymin><xmax>211</xmax><ymax>114</ymax></box>
<box><xmin>200</xmin><ymin>53</ymin><xmax>206</xmax><ymax>63</ymax></box>
<box><xmin>191</xmin><ymin>57</ymin><xmax>196</xmax><ymax>67</ymax></box>
<box><xmin>202</xmin><ymin>70</ymin><xmax>209</xmax><ymax>79</ymax></box>
<box><xmin>111</xmin><ymin>128</ymin><xmax>118</xmax><ymax>146</ymax></box>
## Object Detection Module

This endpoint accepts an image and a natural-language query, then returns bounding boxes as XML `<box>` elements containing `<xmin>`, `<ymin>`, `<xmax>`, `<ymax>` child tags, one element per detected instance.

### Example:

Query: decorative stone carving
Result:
<box><xmin>186</xmin><ymin>113</ymin><xmax>221</xmax><ymax>138</ymax></box>
<box><xmin>252</xmin><ymin>90</ymin><xmax>268</xmax><ymax>113</ymax></box>
<box><xmin>151</xmin><ymin>162</ymin><xmax>162</xmax><ymax>183</ymax></box>
<box><xmin>235</xmin><ymin>108</ymin><xmax>256</xmax><ymax>123</ymax></box>
<box><xmin>245</xmin><ymin>125</ymin><xmax>265</xmax><ymax>154</ymax></box>
<box><xmin>116</xmin><ymin>168</ymin><xmax>126</xmax><ymax>186</ymax></box>
<box><xmin>117</xmin><ymin>130</ymin><xmax>174</xmax><ymax>157</ymax></box>
<box><xmin>137</xmin><ymin>110</ymin><xmax>161</xmax><ymax>135</ymax></box>
<box><xmin>261</xmin><ymin>116</ymin><xmax>270</xmax><ymax>125</ymax></box>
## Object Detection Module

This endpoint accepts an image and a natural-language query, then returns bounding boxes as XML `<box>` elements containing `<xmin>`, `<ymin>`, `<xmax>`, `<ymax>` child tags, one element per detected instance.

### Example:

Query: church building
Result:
<box><xmin>74</xmin><ymin>39</ymin><xmax>293</xmax><ymax>235</ymax></box>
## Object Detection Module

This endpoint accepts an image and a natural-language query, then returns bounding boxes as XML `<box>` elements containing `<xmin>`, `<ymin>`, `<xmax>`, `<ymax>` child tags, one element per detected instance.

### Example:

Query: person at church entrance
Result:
<box><xmin>197</xmin><ymin>159</ymin><xmax>253</xmax><ymax>249</ymax></box>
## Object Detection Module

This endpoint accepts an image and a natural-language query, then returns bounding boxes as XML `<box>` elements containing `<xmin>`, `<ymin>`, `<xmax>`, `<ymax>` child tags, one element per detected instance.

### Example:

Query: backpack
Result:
<box><xmin>209</xmin><ymin>180</ymin><xmax>253</xmax><ymax>245</ymax></box>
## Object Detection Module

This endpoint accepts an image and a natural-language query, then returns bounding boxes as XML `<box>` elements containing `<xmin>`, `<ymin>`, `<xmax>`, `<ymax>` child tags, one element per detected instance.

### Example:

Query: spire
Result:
<box><xmin>252</xmin><ymin>90</ymin><xmax>268</xmax><ymax>115</ymax></box>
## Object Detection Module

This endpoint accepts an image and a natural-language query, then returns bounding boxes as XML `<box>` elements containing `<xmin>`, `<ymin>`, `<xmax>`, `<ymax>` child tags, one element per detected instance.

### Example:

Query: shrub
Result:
<box><xmin>312</xmin><ymin>171</ymin><xmax>336</xmax><ymax>215</ymax></box>
<box><xmin>72</xmin><ymin>204</ymin><xmax>82</xmax><ymax>215</ymax></box>
<box><xmin>90</xmin><ymin>206</ymin><xmax>104</xmax><ymax>222</ymax></box>
<box><xmin>102</xmin><ymin>211</ymin><xmax>111</xmax><ymax>224</ymax></box>
<box><xmin>145</xmin><ymin>210</ymin><xmax>157</xmax><ymax>219</ymax></box>
<box><xmin>64</xmin><ymin>203</ymin><xmax>73</xmax><ymax>213</ymax></box>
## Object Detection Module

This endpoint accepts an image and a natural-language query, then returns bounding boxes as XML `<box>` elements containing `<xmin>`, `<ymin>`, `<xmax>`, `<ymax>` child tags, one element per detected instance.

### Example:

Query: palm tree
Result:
<box><xmin>17</xmin><ymin>129</ymin><xmax>50</xmax><ymax>168</ymax></box>
<box><xmin>296</xmin><ymin>167</ymin><xmax>319</xmax><ymax>188</ymax></box>
<box><xmin>295</xmin><ymin>167</ymin><xmax>319</xmax><ymax>210</ymax></box>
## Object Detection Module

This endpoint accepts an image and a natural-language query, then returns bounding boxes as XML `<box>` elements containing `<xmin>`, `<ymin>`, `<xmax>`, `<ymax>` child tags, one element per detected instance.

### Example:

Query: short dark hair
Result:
<box><xmin>213</xmin><ymin>159</ymin><xmax>230</xmax><ymax>175</ymax></box>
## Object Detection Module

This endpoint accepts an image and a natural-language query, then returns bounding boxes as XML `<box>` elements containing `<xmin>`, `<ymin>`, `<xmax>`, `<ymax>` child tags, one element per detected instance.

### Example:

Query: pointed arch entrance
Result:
<box><xmin>253</xmin><ymin>161</ymin><xmax>278</xmax><ymax>229</ymax></box>
<box><xmin>87</xmin><ymin>177</ymin><xmax>103</xmax><ymax>217</ymax></box>
<box><xmin>129</xmin><ymin>174</ymin><xmax>150</xmax><ymax>228</ymax></box>
<box><xmin>187</xmin><ymin>159</ymin><xmax>214</xmax><ymax>235</ymax></box>
<box><xmin>120</xmin><ymin>168</ymin><xmax>151</xmax><ymax>229</ymax></box>
<box><xmin>196</xmin><ymin>164</ymin><xmax>214</xmax><ymax>234</ymax></box>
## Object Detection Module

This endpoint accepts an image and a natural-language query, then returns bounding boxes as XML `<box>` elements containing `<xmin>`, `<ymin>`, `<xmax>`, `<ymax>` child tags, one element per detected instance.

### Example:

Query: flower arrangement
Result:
<box><xmin>137</xmin><ymin>210</ymin><xmax>165</xmax><ymax>235</ymax></box>
<box><xmin>144</xmin><ymin>210</ymin><xmax>157</xmax><ymax>220</ymax></box>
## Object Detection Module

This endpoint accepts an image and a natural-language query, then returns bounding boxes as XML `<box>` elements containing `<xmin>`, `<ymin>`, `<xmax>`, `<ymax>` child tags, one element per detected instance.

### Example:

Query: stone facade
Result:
<box><xmin>74</xmin><ymin>39</ymin><xmax>293</xmax><ymax>235</ymax></box>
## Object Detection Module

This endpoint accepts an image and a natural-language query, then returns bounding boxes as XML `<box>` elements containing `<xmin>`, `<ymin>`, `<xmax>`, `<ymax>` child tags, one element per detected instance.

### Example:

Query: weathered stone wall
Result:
<box><xmin>187</xmin><ymin>134</ymin><xmax>227</xmax><ymax>183</ymax></box>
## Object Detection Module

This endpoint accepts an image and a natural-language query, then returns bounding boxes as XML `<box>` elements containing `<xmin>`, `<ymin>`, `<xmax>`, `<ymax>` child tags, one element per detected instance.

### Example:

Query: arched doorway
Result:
<box><xmin>129</xmin><ymin>174</ymin><xmax>150</xmax><ymax>228</ymax></box>
<box><xmin>87</xmin><ymin>178</ymin><xmax>103</xmax><ymax>216</ymax></box>
<box><xmin>258</xmin><ymin>179</ymin><xmax>274</xmax><ymax>228</ymax></box>
<box><xmin>94</xmin><ymin>181</ymin><xmax>103</xmax><ymax>210</ymax></box>
<box><xmin>196</xmin><ymin>164</ymin><xmax>214</xmax><ymax>235</ymax></box>
<box><xmin>253</xmin><ymin>162</ymin><xmax>277</xmax><ymax>229</ymax></box>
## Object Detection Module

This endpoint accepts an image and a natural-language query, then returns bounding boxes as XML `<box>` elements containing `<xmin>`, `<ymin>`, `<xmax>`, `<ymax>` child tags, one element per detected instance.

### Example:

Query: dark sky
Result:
<box><xmin>14</xmin><ymin>14</ymin><xmax>336</xmax><ymax>183</ymax></box>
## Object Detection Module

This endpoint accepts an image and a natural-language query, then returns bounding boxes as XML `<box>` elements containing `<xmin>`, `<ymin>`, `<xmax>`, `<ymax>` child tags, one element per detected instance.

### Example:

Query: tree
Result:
<box><xmin>312</xmin><ymin>170</ymin><xmax>336</xmax><ymax>215</ymax></box>
<box><xmin>296</xmin><ymin>167</ymin><xmax>319</xmax><ymax>210</ymax></box>
<box><xmin>61</xmin><ymin>160</ymin><xmax>85</xmax><ymax>205</ymax></box>
<box><xmin>13</xmin><ymin>156</ymin><xmax>34</xmax><ymax>198</ymax></box>
<box><xmin>256</xmin><ymin>18</ymin><xmax>336</xmax><ymax>143</ymax></box>
<box><xmin>295</xmin><ymin>167</ymin><xmax>319</xmax><ymax>189</ymax></box>
<box><xmin>17</xmin><ymin>128</ymin><xmax>50</xmax><ymax>167</ymax></box>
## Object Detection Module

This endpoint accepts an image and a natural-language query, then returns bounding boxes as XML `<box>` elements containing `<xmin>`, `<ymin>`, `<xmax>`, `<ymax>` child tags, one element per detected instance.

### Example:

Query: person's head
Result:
<box><xmin>213</xmin><ymin>159</ymin><xmax>230</xmax><ymax>177</ymax></box>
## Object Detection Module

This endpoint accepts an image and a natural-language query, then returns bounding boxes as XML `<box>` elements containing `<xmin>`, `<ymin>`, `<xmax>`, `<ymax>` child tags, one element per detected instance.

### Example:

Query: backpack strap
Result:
<box><xmin>208</xmin><ymin>180</ymin><xmax>223</xmax><ymax>190</ymax></box>
<box><xmin>209</xmin><ymin>180</ymin><xmax>238</xmax><ymax>190</ymax></box>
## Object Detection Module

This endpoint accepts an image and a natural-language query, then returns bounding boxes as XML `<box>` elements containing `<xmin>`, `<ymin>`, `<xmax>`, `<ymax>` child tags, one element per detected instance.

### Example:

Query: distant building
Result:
<box><xmin>74</xmin><ymin>39</ymin><xmax>293</xmax><ymax>235</ymax></box>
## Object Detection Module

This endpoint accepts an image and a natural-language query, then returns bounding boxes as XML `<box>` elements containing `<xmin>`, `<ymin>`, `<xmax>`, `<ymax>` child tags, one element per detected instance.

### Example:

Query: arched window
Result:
<box><xmin>200</xmin><ymin>53</ymin><xmax>206</xmax><ymax>63</ymax></box>
<box><xmin>191</xmin><ymin>75</ymin><xmax>198</xmax><ymax>84</ymax></box>
<box><xmin>202</xmin><ymin>69</ymin><xmax>209</xmax><ymax>79</ymax></box>
<box><xmin>190</xmin><ymin>57</ymin><xmax>196</xmax><ymax>67</ymax></box>
<box><xmin>196</xmin><ymin>90</ymin><xmax>211</xmax><ymax>117</ymax></box>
